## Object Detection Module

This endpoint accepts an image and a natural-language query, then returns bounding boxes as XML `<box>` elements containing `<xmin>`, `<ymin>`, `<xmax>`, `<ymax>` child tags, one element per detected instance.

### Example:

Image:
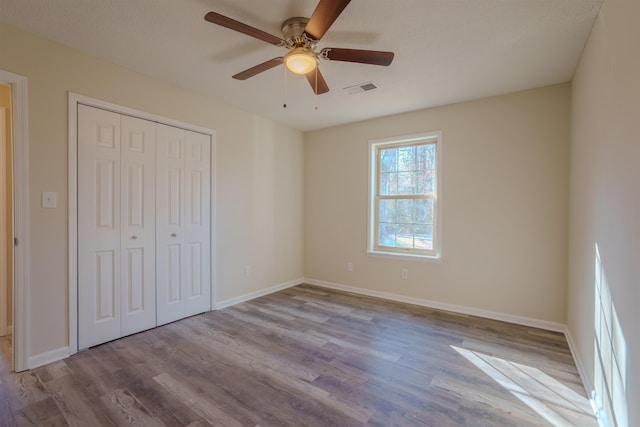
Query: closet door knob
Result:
<box><xmin>170</xmin><ymin>233</ymin><xmax>177</xmax><ymax>238</ymax></box>
<box><xmin>131</xmin><ymin>235</ymin><xmax>138</xmax><ymax>240</ymax></box>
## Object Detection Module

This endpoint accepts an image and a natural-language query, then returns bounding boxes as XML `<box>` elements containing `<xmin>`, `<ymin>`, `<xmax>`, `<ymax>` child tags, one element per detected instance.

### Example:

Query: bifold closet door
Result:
<box><xmin>156</xmin><ymin>124</ymin><xmax>211</xmax><ymax>326</ymax></box>
<box><xmin>78</xmin><ymin>105</ymin><xmax>156</xmax><ymax>349</ymax></box>
<box><xmin>120</xmin><ymin>115</ymin><xmax>156</xmax><ymax>336</ymax></box>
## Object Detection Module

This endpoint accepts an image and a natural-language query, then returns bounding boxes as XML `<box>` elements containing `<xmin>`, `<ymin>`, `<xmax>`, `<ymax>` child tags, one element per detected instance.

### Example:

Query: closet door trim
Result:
<box><xmin>68</xmin><ymin>92</ymin><xmax>216</xmax><ymax>354</ymax></box>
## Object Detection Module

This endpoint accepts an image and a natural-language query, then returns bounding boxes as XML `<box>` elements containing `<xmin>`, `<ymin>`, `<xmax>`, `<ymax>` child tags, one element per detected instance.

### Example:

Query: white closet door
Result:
<box><xmin>184</xmin><ymin>130</ymin><xmax>211</xmax><ymax>316</ymax></box>
<box><xmin>156</xmin><ymin>124</ymin><xmax>210</xmax><ymax>325</ymax></box>
<box><xmin>120</xmin><ymin>115</ymin><xmax>156</xmax><ymax>335</ymax></box>
<box><xmin>78</xmin><ymin>105</ymin><xmax>122</xmax><ymax>349</ymax></box>
<box><xmin>156</xmin><ymin>124</ymin><xmax>186</xmax><ymax>325</ymax></box>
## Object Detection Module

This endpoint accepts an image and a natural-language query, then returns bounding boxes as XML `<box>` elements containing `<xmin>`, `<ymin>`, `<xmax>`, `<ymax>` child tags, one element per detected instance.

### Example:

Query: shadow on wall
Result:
<box><xmin>594</xmin><ymin>244</ymin><xmax>628</xmax><ymax>426</ymax></box>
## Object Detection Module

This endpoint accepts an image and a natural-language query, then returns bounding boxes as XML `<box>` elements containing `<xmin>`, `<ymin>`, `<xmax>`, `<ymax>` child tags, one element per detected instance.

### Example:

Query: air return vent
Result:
<box><xmin>344</xmin><ymin>82</ymin><xmax>378</xmax><ymax>95</ymax></box>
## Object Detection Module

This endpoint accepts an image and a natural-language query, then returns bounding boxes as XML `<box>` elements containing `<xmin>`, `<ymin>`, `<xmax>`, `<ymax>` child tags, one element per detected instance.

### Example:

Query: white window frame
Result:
<box><xmin>367</xmin><ymin>131</ymin><xmax>442</xmax><ymax>261</ymax></box>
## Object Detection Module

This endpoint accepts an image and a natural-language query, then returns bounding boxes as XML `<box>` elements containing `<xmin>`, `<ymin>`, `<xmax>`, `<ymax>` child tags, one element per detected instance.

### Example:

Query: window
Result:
<box><xmin>368</xmin><ymin>131</ymin><xmax>442</xmax><ymax>259</ymax></box>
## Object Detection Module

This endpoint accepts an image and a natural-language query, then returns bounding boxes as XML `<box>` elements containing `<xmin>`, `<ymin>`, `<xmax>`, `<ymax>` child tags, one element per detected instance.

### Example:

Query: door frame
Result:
<box><xmin>0</xmin><ymin>107</ymin><xmax>6</xmax><ymax>338</ymax></box>
<box><xmin>68</xmin><ymin>92</ymin><xmax>217</xmax><ymax>354</ymax></box>
<box><xmin>0</xmin><ymin>70</ymin><xmax>30</xmax><ymax>372</ymax></box>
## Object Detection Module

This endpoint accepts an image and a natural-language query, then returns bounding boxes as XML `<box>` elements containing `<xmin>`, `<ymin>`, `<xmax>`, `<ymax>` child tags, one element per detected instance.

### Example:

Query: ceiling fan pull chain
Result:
<box><xmin>283</xmin><ymin>65</ymin><xmax>288</xmax><ymax>108</ymax></box>
<box><xmin>314</xmin><ymin>69</ymin><xmax>318</xmax><ymax>110</ymax></box>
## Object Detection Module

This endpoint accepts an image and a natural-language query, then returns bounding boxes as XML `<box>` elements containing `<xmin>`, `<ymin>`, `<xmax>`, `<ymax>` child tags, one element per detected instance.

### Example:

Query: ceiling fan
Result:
<box><xmin>204</xmin><ymin>0</ymin><xmax>394</xmax><ymax>95</ymax></box>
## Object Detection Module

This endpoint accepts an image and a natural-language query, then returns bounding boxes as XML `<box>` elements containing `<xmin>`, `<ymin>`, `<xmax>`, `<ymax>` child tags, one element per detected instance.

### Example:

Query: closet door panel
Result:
<box><xmin>184</xmin><ymin>130</ymin><xmax>211</xmax><ymax>315</ymax></box>
<box><xmin>78</xmin><ymin>105</ymin><xmax>122</xmax><ymax>350</ymax></box>
<box><xmin>120</xmin><ymin>115</ymin><xmax>156</xmax><ymax>335</ymax></box>
<box><xmin>156</xmin><ymin>124</ymin><xmax>187</xmax><ymax>325</ymax></box>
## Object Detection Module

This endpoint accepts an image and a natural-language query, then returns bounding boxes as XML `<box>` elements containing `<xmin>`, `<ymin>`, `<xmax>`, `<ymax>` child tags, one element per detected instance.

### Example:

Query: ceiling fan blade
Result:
<box><xmin>232</xmin><ymin>58</ymin><xmax>283</xmax><ymax>80</ymax></box>
<box><xmin>205</xmin><ymin>12</ymin><xmax>284</xmax><ymax>46</ymax></box>
<box><xmin>321</xmin><ymin>48</ymin><xmax>394</xmax><ymax>66</ymax></box>
<box><xmin>305</xmin><ymin>68</ymin><xmax>330</xmax><ymax>95</ymax></box>
<box><xmin>303</xmin><ymin>0</ymin><xmax>351</xmax><ymax>41</ymax></box>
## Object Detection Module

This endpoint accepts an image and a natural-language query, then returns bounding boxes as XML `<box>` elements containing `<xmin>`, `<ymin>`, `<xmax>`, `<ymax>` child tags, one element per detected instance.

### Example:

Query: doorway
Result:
<box><xmin>0</xmin><ymin>84</ymin><xmax>11</xmax><ymax>370</ymax></box>
<box><xmin>0</xmin><ymin>69</ymin><xmax>29</xmax><ymax>372</ymax></box>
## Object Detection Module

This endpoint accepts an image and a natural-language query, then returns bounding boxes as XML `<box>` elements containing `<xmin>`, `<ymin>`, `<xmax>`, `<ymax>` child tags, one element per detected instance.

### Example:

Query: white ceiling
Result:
<box><xmin>0</xmin><ymin>0</ymin><xmax>602</xmax><ymax>131</ymax></box>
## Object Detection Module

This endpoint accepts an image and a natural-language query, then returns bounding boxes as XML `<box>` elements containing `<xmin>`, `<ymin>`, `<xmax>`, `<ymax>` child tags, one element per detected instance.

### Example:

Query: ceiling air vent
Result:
<box><xmin>344</xmin><ymin>82</ymin><xmax>378</xmax><ymax>95</ymax></box>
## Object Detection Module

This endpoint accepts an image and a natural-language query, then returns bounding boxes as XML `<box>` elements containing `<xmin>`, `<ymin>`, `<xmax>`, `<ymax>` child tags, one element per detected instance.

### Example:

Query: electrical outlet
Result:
<box><xmin>347</xmin><ymin>262</ymin><xmax>353</xmax><ymax>272</ymax></box>
<box><xmin>42</xmin><ymin>191</ymin><xmax>57</xmax><ymax>209</ymax></box>
<box><xmin>401</xmin><ymin>268</ymin><xmax>409</xmax><ymax>279</ymax></box>
<box><xmin>244</xmin><ymin>265</ymin><xmax>252</xmax><ymax>277</ymax></box>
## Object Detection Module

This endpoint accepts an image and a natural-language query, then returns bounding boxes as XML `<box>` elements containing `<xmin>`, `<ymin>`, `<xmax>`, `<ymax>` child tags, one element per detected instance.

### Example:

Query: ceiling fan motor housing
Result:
<box><xmin>281</xmin><ymin>17</ymin><xmax>313</xmax><ymax>47</ymax></box>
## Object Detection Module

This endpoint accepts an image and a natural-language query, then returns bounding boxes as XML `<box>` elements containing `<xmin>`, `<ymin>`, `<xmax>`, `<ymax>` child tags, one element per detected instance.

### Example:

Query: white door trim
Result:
<box><xmin>0</xmin><ymin>107</ymin><xmax>7</xmax><ymax>338</ymax></box>
<box><xmin>68</xmin><ymin>92</ymin><xmax>216</xmax><ymax>354</ymax></box>
<box><xmin>0</xmin><ymin>70</ymin><xmax>30</xmax><ymax>372</ymax></box>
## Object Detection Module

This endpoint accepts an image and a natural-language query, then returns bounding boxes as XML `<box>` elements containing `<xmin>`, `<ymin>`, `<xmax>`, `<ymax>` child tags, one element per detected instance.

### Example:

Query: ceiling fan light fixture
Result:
<box><xmin>285</xmin><ymin>49</ymin><xmax>317</xmax><ymax>75</ymax></box>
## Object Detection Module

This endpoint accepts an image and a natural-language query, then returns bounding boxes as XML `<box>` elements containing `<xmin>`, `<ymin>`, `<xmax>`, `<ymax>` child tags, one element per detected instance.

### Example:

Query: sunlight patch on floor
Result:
<box><xmin>451</xmin><ymin>345</ymin><xmax>597</xmax><ymax>427</ymax></box>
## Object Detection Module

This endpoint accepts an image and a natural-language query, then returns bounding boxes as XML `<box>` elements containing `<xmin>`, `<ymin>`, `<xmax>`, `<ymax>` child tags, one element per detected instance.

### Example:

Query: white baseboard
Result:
<box><xmin>304</xmin><ymin>277</ymin><xmax>566</xmax><ymax>332</ymax></box>
<box><xmin>23</xmin><ymin>278</ymin><xmax>303</xmax><ymax>370</ymax></box>
<box><xmin>214</xmin><ymin>277</ymin><xmax>304</xmax><ymax>310</ymax></box>
<box><xmin>28</xmin><ymin>346</ymin><xmax>70</xmax><ymax>369</ymax></box>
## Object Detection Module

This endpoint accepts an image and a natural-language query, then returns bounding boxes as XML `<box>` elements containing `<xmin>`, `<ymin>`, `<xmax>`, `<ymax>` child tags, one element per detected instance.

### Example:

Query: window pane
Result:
<box><xmin>414</xmin><ymin>224</ymin><xmax>433</xmax><ymax>250</ymax></box>
<box><xmin>417</xmin><ymin>144</ymin><xmax>427</xmax><ymax>170</ymax></box>
<box><xmin>380</xmin><ymin>148</ymin><xmax>397</xmax><ymax>172</ymax></box>
<box><xmin>397</xmin><ymin>199</ymin><xmax>414</xmax><ymax>223</ymax></box>
<box><xmin>416</xmin><ymin>144</ymin><xmax>436</xmax><ymax>170</ymax></box>
<box><xmin>416</xmin><ymin>170</ymin><xmax>435</xmax><ymax>195</ymax></box>
<box><xmin>398</xmin><ymin>146</ymin><xmax>416</xmax><ymax>171</ymax></box>
<box><xmin>378</xmin><ymin>223</ymin><xmax>397</xmax><ymax>247</ymax></box>
<box><xmin>425</xmin><ymin>143</ymin><xmax>436</xmax><ymax>169</ymax></box>
<box><xmin>414</xmin><ymin>199</ymin><xmax>428</xmax><ymax>224</ymax></box>
<box><xmin>425</xmin><ymin>198</ymin><xmax>434</xmax><ymax>224</ymax></box>
<box><xmin>398</xmin><ymin>172</ymin><xmax>416</xmax><ymax>194</ymax></box>
<box><xmin>396</xmin><ymin>224</ymin><xmax>414</xmax><ymax>248</ymax></box>
<box><xmin>416</xmin><ymin>171</ymin><xmax>427</xmax><ymax>194</ymax></box>
<box><xmin>378</xmin><ymin>199</ymin><xmax>397</xmax><ymax>223</ymax></box>
<box><xmin>380</xmin><ymin>172</ymin><xmax>397</xmax><ymax>195</ymax></box>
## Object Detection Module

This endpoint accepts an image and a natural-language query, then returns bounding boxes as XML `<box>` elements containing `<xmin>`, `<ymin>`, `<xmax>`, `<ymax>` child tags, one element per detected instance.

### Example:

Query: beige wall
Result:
<box><xmin>305</xmin><ymin>84</ymin><xmax>570</xmax><ymax>324</ymax></box>
<box><xmin>569</xmin><ymin>0</ymin><xmax>639</xmax><ymax>425</ymax></box>
<box><xmin>0</xmin><ymin>22</ymin><xmax>304</xmax><ymax>357</ymax></box>
<box><xmin>0</xmin><ymin>83</ymin><xmax>12</xmax><ymax>330</ymax></box>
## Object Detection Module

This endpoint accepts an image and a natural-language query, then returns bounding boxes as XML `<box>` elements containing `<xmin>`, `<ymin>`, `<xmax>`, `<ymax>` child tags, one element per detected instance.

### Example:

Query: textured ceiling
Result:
<box><xmin>0</xmin><ymin>0</ymin><xmax>602</xmax><ymax>131</ymax></box>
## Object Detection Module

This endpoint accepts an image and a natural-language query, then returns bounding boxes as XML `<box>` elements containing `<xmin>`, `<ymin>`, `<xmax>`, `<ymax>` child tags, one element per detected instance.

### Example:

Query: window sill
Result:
<box><xmin>365</xmin><ymin>250</ymin><xmax>442</xmax><ymax>263</ymax></box>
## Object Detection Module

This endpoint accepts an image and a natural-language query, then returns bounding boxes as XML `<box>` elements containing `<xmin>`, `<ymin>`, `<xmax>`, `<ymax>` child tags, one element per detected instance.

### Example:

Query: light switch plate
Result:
<box><xmin>42</xmin><ymin>191</ymin><xmax>57</xmax><ymax>209</ymax></box>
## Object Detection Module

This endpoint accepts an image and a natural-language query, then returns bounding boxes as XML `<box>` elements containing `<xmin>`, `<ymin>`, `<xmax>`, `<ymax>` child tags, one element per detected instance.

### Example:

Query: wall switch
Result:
<box><xmin>347</xmin><ymin>262</ymin><xmax>353</xmax><ymax>272</ymax></box>
<box><xmin>42</xmin><ymin>191</ymin><xmax>57</xmax><ymax>209</ymax></box>
<box><xmin>401</xmin><ymin>268</ymin><xmax>409</xmax><ymax>279</ymax></box>
<box><xmin>244</xmin><ymin>265</ymin><xmax>252</xmax><ymax>277</ymax></box>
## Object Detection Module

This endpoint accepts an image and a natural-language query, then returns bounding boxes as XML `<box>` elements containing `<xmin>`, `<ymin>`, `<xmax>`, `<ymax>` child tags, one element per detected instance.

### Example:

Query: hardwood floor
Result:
<box><xmin>0</xmin><ymin>284</ymin><xmax>597</xmax><ymax>426</ymax></box>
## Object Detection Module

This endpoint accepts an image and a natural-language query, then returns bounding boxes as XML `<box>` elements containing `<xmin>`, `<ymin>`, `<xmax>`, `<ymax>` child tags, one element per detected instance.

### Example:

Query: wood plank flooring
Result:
<box><xmin>0</xmin><ymin>284</ymin><xmax>597</xmax><ymax>426</ymax></box>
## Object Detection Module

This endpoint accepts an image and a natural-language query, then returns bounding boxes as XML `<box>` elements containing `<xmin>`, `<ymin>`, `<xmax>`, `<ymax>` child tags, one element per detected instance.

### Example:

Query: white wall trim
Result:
<box><xmin>305</xmin><ymin>277</ymin><xmax>566</xmax><ymax>332</ymax></box>
<box><xmin>67</xmin><ymin>94</ymin><xmax>78</xmax><ymax>357</ymax></box>
<box><xmin>68</xmin><ymin>92</ymin><xmax>216</xmax><ymax>355</ymax></box>
<box><xmin>28</xmin><ymin>346</ymin><xmax>70</xmax><ymax>370</ymax></box>
<box><xmin>210</xmin><ymin>135</ymin><xmax>217</xmax><ymax>311</ymax></box>
<box><xmin>214</xmin><ymin>278</ymin><xmax>304</xmax><ymax>310</ymax></box>
<box><xmin>0</xmin><ymin>106</ymin><xmax>7</xmax><ymax>338</ymax></box>
<box><xmin>0</xmin><ymin>70</ymin><xmax>30</xmax><ymax>372</ymax></box>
